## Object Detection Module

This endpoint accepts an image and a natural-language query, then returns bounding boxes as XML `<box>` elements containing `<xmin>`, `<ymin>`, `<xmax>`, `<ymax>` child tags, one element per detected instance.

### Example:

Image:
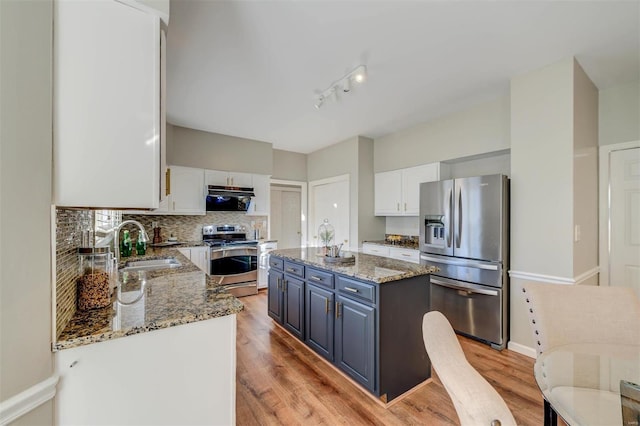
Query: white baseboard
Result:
<box><xmin>0</xmin><ymin>375</ymin><xmax>58</xmax><ymax>425</ymax></box>
<box><xmin>509</xmin><ymin>266</ymin><xmax>600</xmax><ymax>285</ymax></box>
<box><xmin>507</xmin><ymin>341</ymin><xmax>537</xmax><ymax>359</ymax></box>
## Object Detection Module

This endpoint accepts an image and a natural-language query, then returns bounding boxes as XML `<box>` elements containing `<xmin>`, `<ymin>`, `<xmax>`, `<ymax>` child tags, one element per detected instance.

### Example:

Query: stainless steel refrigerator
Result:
<box><xmin>419</xmin><ymin>174</ymin><xmax>509</xmax><ymax>349</ymax></box>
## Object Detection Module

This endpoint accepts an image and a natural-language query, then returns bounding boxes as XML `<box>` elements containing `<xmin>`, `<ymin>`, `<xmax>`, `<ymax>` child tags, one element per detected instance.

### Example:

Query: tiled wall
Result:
<box><xmin>55</xmin><ymin>209</ymin><xmax>121</xmax><ymax>338</ymax></box>
<box><xmin>55</xmin><ymin>209</ymin><xmax>90</xmax><ymax>338</ymax></box>
<box><xmin>123</xmin><ymin>212</ymin><xmax>268</xmax><ymax>242</ymax></box>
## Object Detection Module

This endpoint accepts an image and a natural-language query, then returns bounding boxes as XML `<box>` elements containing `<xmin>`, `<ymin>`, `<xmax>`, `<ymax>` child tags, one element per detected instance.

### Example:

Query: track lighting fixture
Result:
<box><xmin>314</xmin><ymin>65</ymin><xmax>367</xmax><ymax>109</ymax></box>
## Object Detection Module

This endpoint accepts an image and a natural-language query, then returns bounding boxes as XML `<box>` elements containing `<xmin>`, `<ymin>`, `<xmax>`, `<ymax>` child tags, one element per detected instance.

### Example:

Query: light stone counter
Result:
<box><xmin>271</xmin><ymin>248</ymin><xmax>437</xmax><ymax>283</ymax></box>
<box><xmin>54</xmin><ymin>247</ymin><xmax>243</xmax><ymax>351</ymax></box>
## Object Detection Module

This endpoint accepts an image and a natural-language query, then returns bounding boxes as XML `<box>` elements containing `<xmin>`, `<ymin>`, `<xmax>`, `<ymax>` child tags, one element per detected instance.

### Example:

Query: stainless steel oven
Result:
<box><xmin>203</xmin><ymin>225</ymin><xmax>258</xmax><ymax>297</ymax></box>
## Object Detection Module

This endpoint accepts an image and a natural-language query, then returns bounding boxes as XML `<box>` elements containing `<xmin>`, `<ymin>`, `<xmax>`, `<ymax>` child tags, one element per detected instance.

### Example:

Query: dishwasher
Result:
<box><xmin>258</xmin><ymin>241</ymin><xmax>278</xmax><ymax>289</ymax></box>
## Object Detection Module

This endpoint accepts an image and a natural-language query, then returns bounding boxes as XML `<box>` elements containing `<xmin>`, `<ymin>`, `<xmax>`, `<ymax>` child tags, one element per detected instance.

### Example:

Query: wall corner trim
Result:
<box><xmin>508</xmin><ymin>266</ymin><xmax>599</xmax><ymax>285</ymax></box>
<box><xmin>507</xmin><ymin>341</ymin><xmax>537</xmax><ymax>359</ymax></box>
<box><xmin>0</xmin><ymin>375</ymin><xmax>59</xmax><ymax>425</ymax></box>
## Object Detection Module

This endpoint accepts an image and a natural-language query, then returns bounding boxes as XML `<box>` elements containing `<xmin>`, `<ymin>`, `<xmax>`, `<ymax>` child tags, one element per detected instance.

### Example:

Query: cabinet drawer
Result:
<box><xmin>284</xmin><ymin>261</ymin><xmax>304</xmax><ymax>278</ymax></box>
<box><xmin>269</xmin><ymin>256</ymin><xmax>284</xmax><ymax>270</ymax></box>
<box><xmin>389</xmin><ymin>247</ymin><xmax>419</xmax><ymax>264</ymax></box>
<box><xmin>305</xmin><ymin>267</ymin><xmax>334</xmax><ymax>289</ymax></box>
<box><xmin>362</xmin><ymin>243</ymin><xmax>390</xmax><ymax>257</ymax></box>
<box><xmin>336</xmin><ymin>277</ymin><xmax>376</xmax><ymax>304</ymax></box>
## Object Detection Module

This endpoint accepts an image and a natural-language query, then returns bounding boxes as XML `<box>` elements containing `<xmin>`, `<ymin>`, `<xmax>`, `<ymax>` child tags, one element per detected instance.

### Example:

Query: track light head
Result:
<box><xmin>352</xmin><ymin>65</ymin><xmax>367</xmax><ymax>84</ymax></box>
<box><xmin>342</xmin><ymin>78</ymin><xmax>351</xmax><ymax>93</ymax></box>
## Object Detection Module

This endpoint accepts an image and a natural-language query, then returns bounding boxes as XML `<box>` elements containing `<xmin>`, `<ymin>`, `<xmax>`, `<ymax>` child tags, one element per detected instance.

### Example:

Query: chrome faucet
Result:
<box><xmin>114</xmin><ymin>220</ymin><xmax>149</xmax><ymax>264</ymax></box>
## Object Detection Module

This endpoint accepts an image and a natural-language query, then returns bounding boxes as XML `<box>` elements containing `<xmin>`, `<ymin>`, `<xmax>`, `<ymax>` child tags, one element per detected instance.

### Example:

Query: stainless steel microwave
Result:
<box><xmin>206</xmin><ymin>185</ymin><xmax>254</xmax><ymax>212</ymax></box>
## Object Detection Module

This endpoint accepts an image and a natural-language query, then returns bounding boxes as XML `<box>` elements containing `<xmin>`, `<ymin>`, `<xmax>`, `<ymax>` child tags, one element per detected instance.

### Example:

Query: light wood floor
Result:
<box><xmin>236</xmin><ymin>290</ymin><xmax>544</xmax><ymax>425</ymax></box>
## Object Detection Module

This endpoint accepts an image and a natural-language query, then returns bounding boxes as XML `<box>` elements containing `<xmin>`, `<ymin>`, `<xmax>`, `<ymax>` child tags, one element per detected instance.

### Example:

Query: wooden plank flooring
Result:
<box><xmin>236</xmin><ymin>290</ymin><xmax>544</xmax><ymax>425</ymax></box>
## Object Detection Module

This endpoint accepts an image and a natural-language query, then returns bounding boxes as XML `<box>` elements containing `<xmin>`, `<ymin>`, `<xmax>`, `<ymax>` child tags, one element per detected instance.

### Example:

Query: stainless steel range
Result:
<box><xmin>203</xmin><ymin>224</ymin><xmax>258</xmax><ymax>297</ymax></box>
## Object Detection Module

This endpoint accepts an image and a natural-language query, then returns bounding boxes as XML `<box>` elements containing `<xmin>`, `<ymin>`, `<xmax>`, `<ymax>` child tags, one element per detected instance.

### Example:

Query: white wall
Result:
<box><xmin>0</xmin><ymin>0</ymin><xmax>55</xmax><ymax>424</ymax></box>
<box><xmin>374</xmin><ymin>95</ymin><xmax>510</xmax><ymax>172</ymax></box>
<box><xmin>168</xmin><ymin>124</ymin><xmax>273</xmax><ymax>175</ymax></box>
<box><xmin>573</xmin><ymin>61</ymin><xmax>599</xmax><ymax>280</ymax></box>
<box><xmin>272</xmin><ymin>149</ymin><xmax>307</xmax><ymax>181</ymax></box>
<box><xmin>599</xmin><ymin>79</ymin><xmax>640</xmax><ymax>146</ymax></box>
<box><xmin>509</xmin><ymin>57</ymin><xmax>599</xmax><ymax>353</ymax></box>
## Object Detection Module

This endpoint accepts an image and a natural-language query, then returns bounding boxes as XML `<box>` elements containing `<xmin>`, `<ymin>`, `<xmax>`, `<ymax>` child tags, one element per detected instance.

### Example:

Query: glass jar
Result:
<box><xmin>77</xmin><ymin>247</ymin><xmax>114</xmax><ymax>310</ymax></box>
<box><xmin>318</xmin><ymin>219</ymin><xmax>335</xmax><ymax>248</ymax></box>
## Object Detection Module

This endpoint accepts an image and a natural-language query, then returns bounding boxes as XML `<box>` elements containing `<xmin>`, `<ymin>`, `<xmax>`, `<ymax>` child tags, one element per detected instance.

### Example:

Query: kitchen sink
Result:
<box><xmin>120</xmin><ymin>258</ymin><xmax>182</xmax><ymax>272</ymax></box>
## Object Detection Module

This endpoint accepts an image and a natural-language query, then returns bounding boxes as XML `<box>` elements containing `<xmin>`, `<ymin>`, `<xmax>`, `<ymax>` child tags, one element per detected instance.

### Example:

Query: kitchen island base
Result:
<box><xmin>268</xmin><ymin>249</ymin><xmax>435</xmax><ymax>404</ymax></box>
<box><xmin>272</xmin><ymin>318</ymin><xmax>433</xmax><ymax>408</ymax></box>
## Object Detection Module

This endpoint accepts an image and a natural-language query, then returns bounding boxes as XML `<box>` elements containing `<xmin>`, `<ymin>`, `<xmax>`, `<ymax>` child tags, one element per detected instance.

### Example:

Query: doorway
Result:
<box><xmin>270</xmin><ymin>180</ymin><xmax>307</xmax><ymax>248</ymax></box>
<box><xmin>599</xmin><ymin>141</ymin><xmax>640</xmax><ymax>298</ymax></box>
<box><xmin>309</xmin><ymin>174</ymin><xmax>350</xmax><ymax>249</ymax></box>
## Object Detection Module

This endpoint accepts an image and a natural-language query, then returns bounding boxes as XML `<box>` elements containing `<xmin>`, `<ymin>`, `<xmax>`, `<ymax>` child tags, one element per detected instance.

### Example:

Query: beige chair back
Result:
<box><xmin>522</xmin><ymin>283</ymin><xmax>640</xmax><ymax>355</ymax></box>
<box><xmin>422</xmin><ymin>311</ymin><xmax>517</xmax><ymax>426</ymax></box>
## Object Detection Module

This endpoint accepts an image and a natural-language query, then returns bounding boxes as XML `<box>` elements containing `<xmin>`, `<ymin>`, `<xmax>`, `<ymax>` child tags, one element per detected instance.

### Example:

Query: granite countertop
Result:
<box><xmin>363</xmin><ymin>240</ymin><xmax>419</xmax><ymax>250</ymax></box>
<box><xmin>54</xmin><ymin>247</ymin><xmax>243</xmax><ymax>351</ymax></box>
<box><xmin>271</xmin><ymin>248</ymin><xmax>437</xmax><ymax>284</ymax></box>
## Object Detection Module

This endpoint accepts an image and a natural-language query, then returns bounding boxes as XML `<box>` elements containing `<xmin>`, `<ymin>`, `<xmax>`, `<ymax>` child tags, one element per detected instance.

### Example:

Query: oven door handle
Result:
<box><xmin>430</xmin><ymin>278</ymin><xmax>498</xmax><ymax>297</ymax></box>
<box><xmin>210</xmin><ymin>246</ymin><xmax>258</xmax><ymax>254</ymax></box>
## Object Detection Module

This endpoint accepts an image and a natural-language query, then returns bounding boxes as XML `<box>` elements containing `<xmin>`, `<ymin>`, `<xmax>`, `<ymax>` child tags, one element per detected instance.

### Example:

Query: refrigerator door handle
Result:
<box><xmin>420</xmin><ymin>254</ymin><xmax>499</xmax><ymax>271</ymax></box>
<box><xmin>430</xmin><ymin>278</ymin><xmax>499</xmax><ymax>297</ymax></box>
<box><xmin>455</xmin><ymin>186</ymin><xmax>462</xmax><ymax>249</ymax></box>
<box><xmin>447</xmin><ymin>188</ymin><xmax>453</xmax><ymax>248</ymax></box>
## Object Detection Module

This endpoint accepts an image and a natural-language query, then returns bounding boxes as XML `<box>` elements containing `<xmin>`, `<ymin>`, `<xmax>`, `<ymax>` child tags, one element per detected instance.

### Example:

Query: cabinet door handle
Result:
<box><xmin>335</xmin><ymin>302</ymin><xmax>341</xmax><ymax>318</ymax></box>
<box><xmin>310</xmin><ymin>276</ymin><xmax>322</xmax><ymax>281</ymax></box>
<box><xmin>286</xmin><ymin>268</ymin><xmax>296</xmax><ymax>273</ymax></box>
<box><xmin>276</xmin><ymin>277</ymin><xmax>281</xmax><ymax>289</ymax></box>
<box><xmin>325</xmin><ymin>299</ymin><xmax>329</xmax><ymax>314</ymax></box>
<box><xmin>165</xmin><ymin>168</ymin><xmax>171</xmax><ymax>196</ymax></box>
<box><xmin>401</xmin><ymin>253</ymin><xmax>411</xmax><ymax>257</ymax></box>
<box><xmin>397</xmin><ymin>202</ymin><xmax>400</xmax><ymax>211</ymax></box>
<box><xmin>404</xmin><ymin>202</ymin><xmax>407</xmax><ymax>211</ymax></box>
<box><xmin>343</xmin><ymin>286</ymin><xmax>359</xmax><ymax>293</ymax></box>
<box><xmin>283</xmin><ymin>280</ymin><xmax>287</xmax><ymax>292</ymax></box>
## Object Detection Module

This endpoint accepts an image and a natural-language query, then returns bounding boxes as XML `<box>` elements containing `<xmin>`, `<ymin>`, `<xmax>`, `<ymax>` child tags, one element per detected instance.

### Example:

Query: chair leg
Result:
<box><xmin>544</xmin><ymin>398</ymin><xmax>558</xmax><ymax>426</ymax></box>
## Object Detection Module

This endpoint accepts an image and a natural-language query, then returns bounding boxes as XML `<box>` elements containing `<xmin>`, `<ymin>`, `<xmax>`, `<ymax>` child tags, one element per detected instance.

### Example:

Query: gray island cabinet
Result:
<box><xmin>267</xmin><ymin>248</ymin><xmax>437</xmax><ymax>403</ymax></box>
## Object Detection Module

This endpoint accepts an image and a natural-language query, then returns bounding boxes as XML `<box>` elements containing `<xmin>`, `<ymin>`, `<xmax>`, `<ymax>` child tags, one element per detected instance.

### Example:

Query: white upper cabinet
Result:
<box><xmin>247</xmin><ymin>174</ymin><xmax>270</xmax><ymax>216</ymax></box>
<box><xmin>205</xmin><ymin>170</ymin><xmax>253</xmax><ymax>187</ymax></box>
<box><xmin>169</xmin><ymin>166</ymin><xmax>205</xmax><ymax>214</ymax></box>
<box><xmin>54</xmin><ymin>0</ymin><xmax>161</xmax><ymax>208</ymax></box>
<box><xmin>375</xmin><ymin>163</ymin><xmax>443</xmax><ymax>216</ymax></box>
<box><xmin>374</xmin><ymin>170</ymin><xmax>403</xmax><ymax>215</ymax></box>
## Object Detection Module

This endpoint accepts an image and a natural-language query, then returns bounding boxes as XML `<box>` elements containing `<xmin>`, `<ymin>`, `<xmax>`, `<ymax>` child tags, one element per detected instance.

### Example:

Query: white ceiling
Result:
<box><xmin>166</xmin><ymin>1</ymin><xmax>639</xmax><ymax>154</ymax></box>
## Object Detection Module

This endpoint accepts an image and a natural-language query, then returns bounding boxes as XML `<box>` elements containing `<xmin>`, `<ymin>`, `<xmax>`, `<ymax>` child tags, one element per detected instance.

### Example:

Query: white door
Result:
<box><xmin>270</xmin><ymin>185</ymin><xmax>302</xmax><ymax>249</ymax></box>
<box><xmin>310</xmin><ymin>176</ymin><xmax>350</xmax><ymax>249</ymax></box>
<box><xmin>609</xmin><ymin>147</ymin><xmax>640</xmax><ymax>297</ymax></box>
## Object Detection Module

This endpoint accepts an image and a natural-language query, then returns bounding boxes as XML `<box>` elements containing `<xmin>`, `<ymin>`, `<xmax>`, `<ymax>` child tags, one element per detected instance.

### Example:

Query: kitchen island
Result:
<box><xmin>268</xmin><ymin>248</ymin><xmax>437</xmax><ymax>405</ymax></box>
<box><xmin>54</xmin><ymin>247</ymin><xmax>243</xmax><ymax>425</ymax></box>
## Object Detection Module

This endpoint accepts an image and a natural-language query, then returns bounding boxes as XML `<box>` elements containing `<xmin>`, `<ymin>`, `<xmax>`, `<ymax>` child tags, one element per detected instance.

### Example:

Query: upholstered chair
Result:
<box><xmin>422</xmin><ymin>311</ymin><xmax>517</xmax><ymax>426</ymax></box>
<box><xmin>521</xmin><ymin>282</ymin><xmax>640</xmax><ymax>356</ymax></box>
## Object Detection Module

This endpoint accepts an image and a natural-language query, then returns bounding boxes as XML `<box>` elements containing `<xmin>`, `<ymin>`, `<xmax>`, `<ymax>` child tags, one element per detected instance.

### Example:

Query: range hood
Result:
<box><xmin>207</xmin><ymin>185</ymin><xmax>255</xmax><ymax>198</ymax></box>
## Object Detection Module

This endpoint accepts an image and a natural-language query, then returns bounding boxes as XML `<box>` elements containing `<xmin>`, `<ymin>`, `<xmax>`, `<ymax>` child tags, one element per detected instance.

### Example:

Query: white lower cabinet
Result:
<box><xmin>389</xmin><ymin>247</ymin><xmax>420</xmax><ymax>264</ymax></box>
<box><xmin>362</xmin><ymin>243</ymin><xmax>419</xmax><ymax>264</ymax></box>
<box><xmin>362</xmin><ymin>243</ymin><xmax>390</xmax><ymax>257</ymax></box>
<box><xmin>178</xmin><ymin>246</ymin><xmax>209</xmax><ymax>273</ymax></box>
<box><xmin>55</xmin><ymin>315</ymin><xmax>237</xmax><ymax>425</ymax></box>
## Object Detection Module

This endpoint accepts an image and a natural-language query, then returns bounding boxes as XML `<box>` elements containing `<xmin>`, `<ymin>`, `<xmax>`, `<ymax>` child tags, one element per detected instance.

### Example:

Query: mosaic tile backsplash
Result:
<box><xmin>55</xmin><ymin>209</ymin><xmax>90</xmax><ymax>338</ymax></box>
<box><xmin>123</xmin><ymin>212</ymin><xmax>268</xmax><ymax>242</ymax></box>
